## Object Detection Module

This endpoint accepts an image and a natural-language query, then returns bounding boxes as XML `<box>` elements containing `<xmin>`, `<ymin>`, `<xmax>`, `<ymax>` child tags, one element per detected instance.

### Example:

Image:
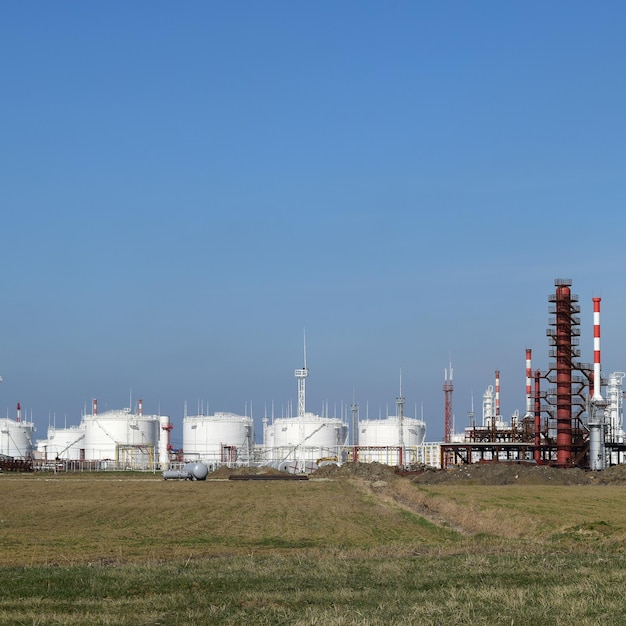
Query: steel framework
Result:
<box><xmin>440</xmin><ymin>279</ymin><xmax>594</xmax><ymax>469</ymax></box>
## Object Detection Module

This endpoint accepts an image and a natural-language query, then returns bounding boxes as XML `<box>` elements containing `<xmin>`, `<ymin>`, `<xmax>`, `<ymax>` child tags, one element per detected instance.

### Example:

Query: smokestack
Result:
<box><xmin>526</xmin><ymin>348</ymin><xmax>533</xmax><ymax>417</ymax></box>
<box><xmin>138</xmin><ymin>398</ymin><xmax>143</xmax><ymax>416</ymax></box>
<box><xmin>93</xmin><ymin>398</ymin><xmax>98</xmax><ymax>416</ymax></box>
<box><xmin>495</xmin><ymin>370</ymin><xmax>500</xmax><ymax>419</ymax></box>
<box><xmin>16</xmin><ymin>402</ymin><xmax>21</xmax><ymax>423</ymax></box>
<box><xmin>593</xmin><ymin>297</ymin><xmax>603</xmax><ymax>401</ymax></box>
<box><xmin>525</xmin><ymin>349</ymin><xmax>533</xmax><ymax>417</ymax></box>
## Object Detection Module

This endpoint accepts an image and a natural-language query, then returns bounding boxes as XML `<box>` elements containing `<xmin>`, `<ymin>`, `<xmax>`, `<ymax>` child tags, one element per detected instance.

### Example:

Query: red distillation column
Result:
<box><xmin>555</xmin><ymin>282</ymin><xmax>573</xmax><ymax>466</ymax></box>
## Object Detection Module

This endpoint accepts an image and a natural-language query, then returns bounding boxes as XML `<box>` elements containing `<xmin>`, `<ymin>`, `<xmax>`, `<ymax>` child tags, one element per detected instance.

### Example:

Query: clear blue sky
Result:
<box><xmin>2</xmin><ymin>2</ymin><xmax>626</xmax><ymax>445</ymax></box>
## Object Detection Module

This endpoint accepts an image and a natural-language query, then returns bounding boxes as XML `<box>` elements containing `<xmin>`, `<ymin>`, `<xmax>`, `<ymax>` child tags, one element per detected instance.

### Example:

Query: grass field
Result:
<box><xmin>2</xmin><ymin>471</ymin><xmax>626</xmax><ymax>624</ymax></box>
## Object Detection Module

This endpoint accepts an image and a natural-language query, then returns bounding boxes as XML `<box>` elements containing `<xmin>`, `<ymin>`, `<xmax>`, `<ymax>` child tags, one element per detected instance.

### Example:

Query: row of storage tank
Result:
<box><xmin>1</xmin><ymin>405</ymin><xmax>427</xmax><ymax>471</ymax></box>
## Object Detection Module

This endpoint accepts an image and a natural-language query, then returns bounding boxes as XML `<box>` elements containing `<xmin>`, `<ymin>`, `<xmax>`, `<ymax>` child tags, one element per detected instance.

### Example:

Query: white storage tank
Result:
<box><xmin>263</xmin><ymin>413</ymin><xmax>349</xmax><ymax>466</ymax></box>
<box><xmin>82</xmin><ymin>400</ymin><xmax>163</xmax><ymax>469</ymax></box>
<box><xmin>183</xmin><ymin>412</ymin><xmax>253</xmax><ymax>467</ymax></box>
<box><xmin>0</xmin><ymin>417</ymin><xmax>35</xmax><ymax>459</ymax></box>
<box><xmin>36</xmin><ymin>425</ymin><xmax>85</xmax><ymax>461</ymax></box>
<box><xmin>358</xmin><ymin>416</ymin><xmax>426</xmax><ymax>465</ymax></box>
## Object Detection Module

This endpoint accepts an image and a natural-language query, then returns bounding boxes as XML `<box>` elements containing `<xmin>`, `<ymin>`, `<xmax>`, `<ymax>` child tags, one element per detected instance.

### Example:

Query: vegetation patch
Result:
<box><xmin>3</xmin><ymin>467</ymin><xmax>626</xmax><ymax>623</ymax></box>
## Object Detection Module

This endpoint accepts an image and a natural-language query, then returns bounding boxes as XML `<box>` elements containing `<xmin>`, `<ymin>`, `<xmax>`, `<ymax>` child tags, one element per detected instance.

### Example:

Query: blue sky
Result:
<box><xmin>2</xmin><ymin>2</ymin><xmax>626</xmax><ymax>445</ymax></box>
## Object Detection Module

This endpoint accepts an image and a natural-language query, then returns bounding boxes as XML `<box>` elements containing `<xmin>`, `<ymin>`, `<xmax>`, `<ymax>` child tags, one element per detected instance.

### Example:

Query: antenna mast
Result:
<box><xmin>294</xmin><ymin>330</ymin><xmax>309</xmax><ymax>418</ymax></box>
<box><xmin>396</xmin><ymin>370</ymin><xmax>405</xmax><ymax>466</ymax></box>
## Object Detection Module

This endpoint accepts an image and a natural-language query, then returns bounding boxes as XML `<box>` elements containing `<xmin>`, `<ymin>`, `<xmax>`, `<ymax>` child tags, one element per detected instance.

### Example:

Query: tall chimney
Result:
<box><xmin>495</xmin><ymin>370</ymin><xmax>500</xmax><ymax>419</ymax></box>
<box><xmin>525</xmin><ymin>349</ymin><xmax>533</xmax><ymax>417</ymax></box>
<box><xmin>593</xmin><ymin>297</ymin><xmax>603</xmax><ymax>401</ymax></box>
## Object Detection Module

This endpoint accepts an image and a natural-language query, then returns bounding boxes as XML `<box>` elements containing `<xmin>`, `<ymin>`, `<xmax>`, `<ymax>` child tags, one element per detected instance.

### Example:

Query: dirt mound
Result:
<box><xmin>207</xmin><ymin>466</ymin><xmax>286</xmax><ymax>479</ymax></box>
<box><xmin>593</xmin><ymin>463</ymin><xmax>626</xmax><ymax>484</ymax></box>
<box><xmin>410</xmin><ymin>463</ymin><xmax>596</xmax><ymax>486</ymax></box>
<box><xmin>209</xmin><ymin>461</ymin><xmax>626</xmax><ymax>485</ymax></box>
<box><xmin>313</xmin><ymin>461</ymin><xmax>399</xmax><ymax>481</ymax></box>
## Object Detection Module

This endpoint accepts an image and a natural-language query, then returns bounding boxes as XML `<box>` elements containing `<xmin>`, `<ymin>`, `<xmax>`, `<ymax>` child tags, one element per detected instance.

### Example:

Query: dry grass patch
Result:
<box><xmin>409</xmin><ymin>483</ymin><xmax>626</xmax><ymax>543</ymax></box>
<box><xmin>3</xmin><ymin>473</ymin><xmax>626</xmax><ymax>623</ymax></box>
<box><xmin>0</xmin><ymin>474</ymin><xmax>452</xmax><ymax>566</ymax></box>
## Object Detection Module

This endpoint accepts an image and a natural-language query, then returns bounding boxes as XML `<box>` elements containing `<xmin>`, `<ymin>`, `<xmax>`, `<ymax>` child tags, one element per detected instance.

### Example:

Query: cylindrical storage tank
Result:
<box><xmin>37</xmin><ymin>426</ymin><xmax>85</xmax><ymax>461</ymax></box>
<box><xmin>82</xmin><ymin>408</ymin><xmax>161</xmax><ymax>469</ymax></box>
<box><xmin>358</xmin><ymin>416</ymin><xmax>426</xmax><ymax>465</ymax></box>
<box><xmin>183</xmin><ymin>412</ymin><xmax>253</xmax><ymax>466</ymax></box>
<box><xmin>263</xmin><ymin>413</ymin><xmax>349</xmax><ymax>466</ymax></box>
<box><xmin>0</xmin><ymin>418</ymin><xmax>35</xmax><ymax>459</ymax></box>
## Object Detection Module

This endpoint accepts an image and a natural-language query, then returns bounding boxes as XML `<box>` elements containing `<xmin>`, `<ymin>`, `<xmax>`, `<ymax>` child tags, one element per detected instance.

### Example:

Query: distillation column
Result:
<box><xmin>547</xmin><ymin>279</ymin><xmax>581</xmax><ymax>467</ymax></box>
<box><xmin>607</xmin><ymin>373</ymin><xmax>625</xmax><ymax>443</ymax></box>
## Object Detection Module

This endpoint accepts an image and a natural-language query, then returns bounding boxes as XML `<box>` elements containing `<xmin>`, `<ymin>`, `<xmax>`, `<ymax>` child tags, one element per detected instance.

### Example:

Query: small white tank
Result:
<box><xmin>358</xmin><ymin>416</ymin><xmax>426</xmax><ymax>465</ymax></box>
<box><xmin>0</xmin><ymin>418</ymin><xmax>35</xmax><ymax>459</ymax></box>
<box><xmin>183</xmin><ymin>412</ymin><xmax>253</xmax><ymax>465</ymax></box>
<box><xmin>83</xmin><ymin>407</ymin><xmax>162</xmax><ymax>469</ymax></box>
<box><xmin>263</xmin><ymin>413</ymin><xmax>349</xmax><ymax>465</ymax></box>
<box><xmin>37</xmin><ymin>425</ymin><xmax>85</xmax><ymax>461</ymax></box>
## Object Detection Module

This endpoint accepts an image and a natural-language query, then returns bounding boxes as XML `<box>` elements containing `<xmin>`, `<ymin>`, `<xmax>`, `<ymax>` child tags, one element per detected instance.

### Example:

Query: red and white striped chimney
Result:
<box><xmin>93</xmin><ymin>398</ymin><xmax>98</xmax><ymax>416</ymax></box>
<box><xmin>593</xmin><ymin>297</ymin><xmax>603</xmax><ymax>401</ymax></box>
<box><xmin>495</xmin><ymin>370</ymin><xmax>501</xmax><ymax>418</ymax></box>
<box><xmin>525</xmin><ymin>349</ymin><xmax>533</xmax><ymax>416</ymax></box>
<box><xmin>16</xmin><ymin>402</ymin><xmax>21</xmax><ymax>423</ymax></box>
<box><xmin>138</xmin><ymin>398</ymin><xmax>143</xmax><ymax>416</ymax></box>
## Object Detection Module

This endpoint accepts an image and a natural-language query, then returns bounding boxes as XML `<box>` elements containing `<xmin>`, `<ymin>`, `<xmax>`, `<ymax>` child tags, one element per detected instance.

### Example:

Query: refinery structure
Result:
<box><xmin>0</xmin><ymin>277</ymin><xmax>624</xmax><ymax>474</ymax></box>
<box><xmin>441</xmin><ymin>279</ymin><xmax>625</xmax><ymax>470</ymax></box>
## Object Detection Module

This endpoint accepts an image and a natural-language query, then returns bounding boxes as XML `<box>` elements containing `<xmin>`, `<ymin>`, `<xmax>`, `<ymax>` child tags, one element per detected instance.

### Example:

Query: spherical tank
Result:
<box><xmin>183</xmin><ymin>413</ymin><xmax>253</xmax><ymax>465</ymax></box>
<box><xmin>0</xmin><ymin>418</ymin><xmax>35</xmax><ymax>459</ymax></box>
<box><xmin>83</xmin><ymin>409</ymin><xmax>160</xmax><ymax>468</ymax></box>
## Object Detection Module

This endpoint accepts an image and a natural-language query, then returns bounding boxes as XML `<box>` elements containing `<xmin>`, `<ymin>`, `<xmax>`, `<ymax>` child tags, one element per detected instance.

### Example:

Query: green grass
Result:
<box><xmin>2</xmin><ymin>550</ymin><xmax>626</xmax><ymax>625</ymax></box>
<box><xmin>2</xmin><ymin>473</ymin><xmax>626</xmax><ymax>624</ymax></box>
